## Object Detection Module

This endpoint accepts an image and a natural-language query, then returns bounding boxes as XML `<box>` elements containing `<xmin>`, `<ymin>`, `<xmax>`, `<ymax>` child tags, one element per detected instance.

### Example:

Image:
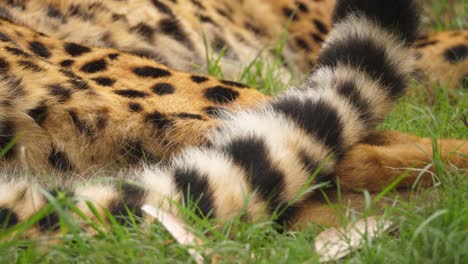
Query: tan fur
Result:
<box><xmin>336</xmin><ymin>131</ymin><xmax>468</xmax><ymax>192</ymax></box>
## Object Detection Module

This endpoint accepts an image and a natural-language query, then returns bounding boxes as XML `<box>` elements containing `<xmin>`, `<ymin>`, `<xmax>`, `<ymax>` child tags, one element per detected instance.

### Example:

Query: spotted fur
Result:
<box><xmin>0</xmin><ymin>0</ymin><xmax>466</xmax><ymax>88</ymax></box>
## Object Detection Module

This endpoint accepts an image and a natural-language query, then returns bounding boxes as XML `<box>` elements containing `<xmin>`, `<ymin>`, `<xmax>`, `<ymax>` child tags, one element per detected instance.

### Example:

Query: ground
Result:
<box><xmin>0</xmin><ymin>0</ymin><xmax>467</xmax><ymax>262</ymax></box>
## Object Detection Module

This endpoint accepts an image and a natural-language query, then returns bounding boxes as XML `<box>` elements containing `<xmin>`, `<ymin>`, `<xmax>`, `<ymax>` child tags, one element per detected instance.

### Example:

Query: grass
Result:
<box><xmin>1</xmin><ymin>1</ymin><xmax>467</xmax><ymax>263</ymax></box>
<box><xmin>420</xmin><ymin>0</ymin><xmax>467</xmax><ymax>31</ymax></box>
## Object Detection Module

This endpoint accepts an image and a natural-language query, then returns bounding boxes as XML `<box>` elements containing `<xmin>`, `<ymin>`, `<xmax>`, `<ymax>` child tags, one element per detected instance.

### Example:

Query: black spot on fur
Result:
<box><xmin>0</xmin><ymin>31</ymin><xmax>12</xmax><ymax>42</ymax></box>
<box><xmin>333</xmin><ymin>0</ymin><xmax>419</xmax><ymax>44</ymax></box>
<box><xmin>4</xmin><ymin>76</ymin><xmax>24</xmax><ymax>98</ymax></box>
<box><xmin>64</xmin><ymin>42</ymin><xmax>91</xmax><ymax>57</ymax></box>
<box><xmin>298</xmin><ymin>151</ymin><xmax>332</xmax><ymax>183</ymax></box>
<box><xmin>5</xmin><ymin>0</ymin><xmax>26</xmax><ymax>10</ymax></box>
<box><xmin>224</xmin><ymin>136</ymin><xmax>285</xmax><ymax>212</ymax></box>
<box><xmin>59</xmin><ymin>59</ymin><xmax>74</xmax><ymax>67</ymax></box>
<box><xmin>68</xmin><ymin>4</ymin><xmax>94</xmax><ymax>20</ymax></box>
<box><xmin>174</xmin><ymin>167</ymin><xmax>215</xmax><ymax>218</ymax></box>
<box><xmin>5</xmin><ymin>46</ymin><xmax>30</xmax><ymax>57</ymax></box>
<box><xmin>215</xmin><ymin>8</ymin><xmax>233</xmax><ymax>21</ymax></box>
<box><xmin>68</xmin><ymin>4</ymin><xmax>80</xmax><ymax>16</ymax></box>
<box><xmin>128</xmin><ymin>102</ymin><xmax>143</xmax><ymax>112</ymax></box>
<box><xmin>38</xmin><ymin>205</ymin><xmax>60</xmax><ymax>234</ymax></box>
<box><xmin>28</xmin><ymin>102</ymin><xmax>48</xmax><ymax>126</ymax></box>
<box><xmin>175</xmin><ymin>112</ymin><xmax>203</xmax><ymax>120</ymax></box>
<box><xmin>0</xmin><ymin>207</ymin><xmax>19</xmax><ymax>228</ymax></box>
<box><xmin>204</xmin><ymin>86</ymin><xmax>240</xmax><ymax>104</ymax></box>
<box><xmin>244</xmin><ymin>22</ymin><xmax>265</xmax><ymax>36</ymax></box>
<box><xmin>108</xmin><ymin>53</ymin><xmax>119</xmax><ymax>60</ymax></box>
<box><xmin>313</xmin><ymin>19</ymin><xmax>328</xmax><ymax>34</ymax></box>
<box><xmin>158</xmin><ymin>18</ymin><xmax>193</xmax><ymax>49</ymax></box>
<box><xmin>151</xmin><ymin>0</ymin><xmax>175</xmax><ymax>16</ymax></box>
<box><xmin>38</xmin><ymin>189</ymin><xmax>74</xmax><ymax>232</ymax></box>
<box><xmin>68</xmin><ymin>110</ymin><xmax>94</xmax><ymax>137</ymax></box>
<box><xmin>274</xmin><ymin>203</ymin><xmax>301</xmax><ymax>227</ymax></box>
<box><xmin>191</xmin><ymin>75</ymin><xmax>209</xmax><ymax>83</ymax></box>
<box><xmin>123</xmin><ymin>140</ymin><xmax>149</xmax><ymax>164</ymax></box>
<box><xmin>48</xmin><ymin>84</ymin><xmax>72</xmax><ymax>103</ymax></box>
<box><xmin>69</xmin><ymin>77</ymin><xmax>90</xmax><ymax>90</ymax></box>
<box><xmin>111</xmin><ymin>13</ymin><xmax>125</xmax><ymax>21</ymax></box>
<box><xmin>271</xmin><ymin>98</ymin><xmax>344</xmax><ymax>155</ymax></box>
<box><xmin>220</xmin><ymin>80</ymin><xmax>248</xmax><ymax>88</ymax></box>
<box><xmin>92</xmin><ymin>77</ymin><xmax>115</xmax><ymax>87</ymax></box>
<box><xmin>211</xmin><ymin>35</ymin><xmax>228</xmax><ymax>52</ymax></box>
<box><xmin>282</xmin><ymin>7</ymin><xmax>298</xmax><ymax>21</ymax></box>
<box><xmin>145</xmin><ymin>112</ymin><xmax>173</xmax><ymax>130</ymax></box>
<box><xmin>151</xmin><ymin>83</ymin><xmax>175</xmax><ymax>95</ymax></box>
<box><xmin>296</xmin><ymin>1</ymin><xmax>309</xmax><ymax>13</ymax></box>
<box><xmin>96</xmin><ymin>111</ymin><xmax>108</xmax><ymax>130</ymax></box>
<box><xmin>199</xmin><ymin>15</ymin><xmax>217</xmax><ymax>26</ymax></box>
<box><xmin>80</xmin><ymin>59</ymin><xmax>107</xmax><ymax>73</ymax></box>
<box><xmin>0</xmin><ymin>119</ymin><xmax>15</xmax><ymax>159</ymax></box>
<box><xmin>133</xmin><ymin>66</ymin><xmax>171</xmax><ymax>78</ymax></box>
<box><xmin>47</xmin><ymin>5</ymin><xmax>62</xmax><ymax>19</ymax></box>
<box><xmin>296</xmin><ymin>37</ymin><xmax>311</xmax><ymax>51</ymax></box>
<box><xmin>317</xmin><ymin>36</ymin><xmax>406</xmax><ymax>97</ymax></box>
<box><xmin>18</xmin><ymin>60</ymin><xmax>44</xmax><ymax>72</ymax></box>
<box><xmin>100</xmin><ymin>32</ymin><xmax>114</xmax><ymax>48</ymax></box>
<box><xmin>60</xmin><ymin>68</ymin><xmax>76</xmax><ymax>78</ymax></box>
<box><xmin>114</xmin><ymin>89</ymin><xmax>149</xmax><ymax>98</ymax></box>
<box><xmin>204</xmin><ymin>106</ymin><xmax>227</xmax><ymax>118</ymax></box>
<box><xmin>48</xmin><ymin>146</ymin><xmax>74</xmax><ymax>171</ymax></box>
<box><xmin>310</xmin><ymin>33</ymin><xmax>324</xmax><ymax>43</ymax></box>
<box><xmin>108</xmin><ymin>181</ymin><xmax>147</xmax><ymax>226</ymax></box>
<box><xmin>133</xmin><ymin>23</ymin><xmax>154</xmax><ymax>40</ymax></box>
<box><xmin>60</xmin><ymin>69</ymin><xmax>90</xmax><ymax>90</ymax></box>
<box><xmin>190</xmin><ymin>0</ymin><xmax>205</xmax><ymax>9</ymax></box>
<box><xmin>444</xmin><ymin>45</ymin><xmax>467</xmax><ymax>64</ymax></box>
<box><xmin>29</xmin><ymin>41</ymin><xmax>51</xmax><ymax>58</ymax></box>
<box><xmin>0</xmin><ymin>7</ymin><xmax>14</xmax><ymax>21</ymax></box>
<box><xmin>0</xmin><ymin>57</ymin><xmax>9</xmax><ymax>72</ymax></box>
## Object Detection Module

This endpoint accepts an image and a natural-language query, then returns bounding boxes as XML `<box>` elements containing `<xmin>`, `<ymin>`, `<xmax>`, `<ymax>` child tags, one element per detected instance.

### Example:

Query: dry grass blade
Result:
<box><xmin>314</xmin><ymin>216</ymin><xmax>393</xmax><ymax>262</ymax></box>
<box><xmin>142</xmin><ymin>205</ymin><xmax>205</xmax><ymax>264</ymax></box>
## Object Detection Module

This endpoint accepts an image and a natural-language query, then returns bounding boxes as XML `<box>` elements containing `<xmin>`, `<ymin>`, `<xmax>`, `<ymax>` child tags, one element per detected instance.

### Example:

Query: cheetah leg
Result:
<box><xmin>288</xmin><ymin>131</ymin><xmax>467</xmax><ymax>228</ymax></box>
<box><xmin>335</xmin><ymin>130</ymin><xmax>468</xmax><ymax>192</ymax></box>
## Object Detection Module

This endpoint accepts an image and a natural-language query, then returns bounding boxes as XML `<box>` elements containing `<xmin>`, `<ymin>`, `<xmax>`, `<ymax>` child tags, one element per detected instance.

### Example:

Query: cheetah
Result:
<box><xmin>0</xmin><ymin>0</ymin><xmax>466</xmax><ymax>240</ymax></box>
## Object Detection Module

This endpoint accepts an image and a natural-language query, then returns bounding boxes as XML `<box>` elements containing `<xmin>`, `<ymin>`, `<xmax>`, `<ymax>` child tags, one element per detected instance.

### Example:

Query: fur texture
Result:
<box><xmin>0</xmin><ymin>0</ymin><xmax>466</xmax><ymax>236</ymax></box>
